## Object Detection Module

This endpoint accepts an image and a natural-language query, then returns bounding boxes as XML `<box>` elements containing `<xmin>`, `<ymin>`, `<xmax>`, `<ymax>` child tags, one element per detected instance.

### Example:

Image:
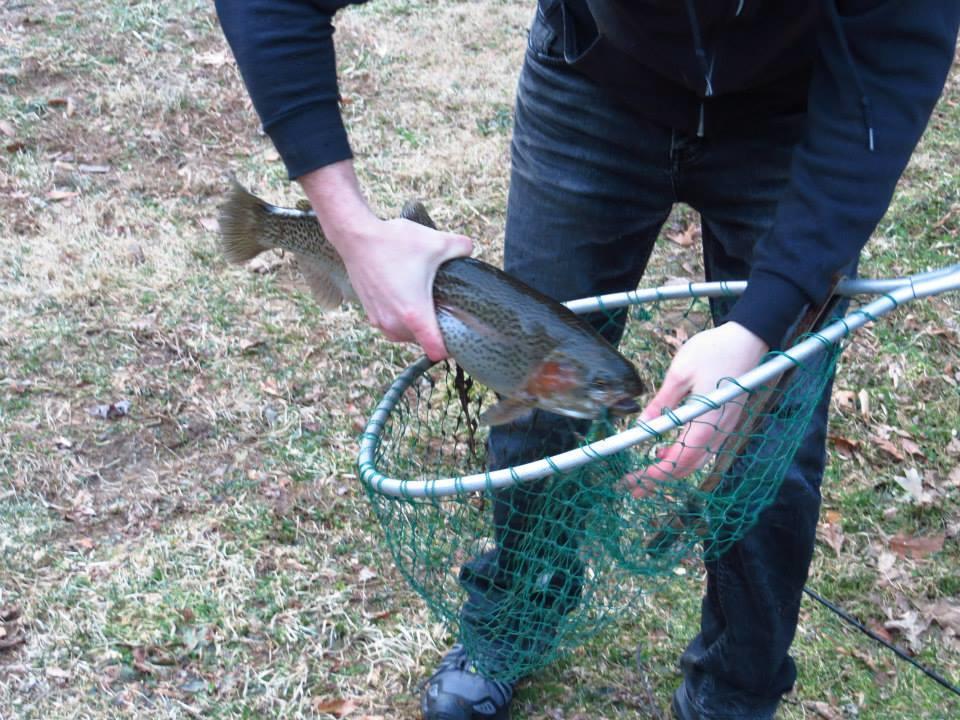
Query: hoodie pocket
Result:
<box><xmin>527</xmin><ymin>0</ymin><xmax>564</xmax><ymax>64</ymax></box>
<box><xmin>528</xmin><ymin>1</ymin><xmax>605</xmax><ymax>70</ymax></box>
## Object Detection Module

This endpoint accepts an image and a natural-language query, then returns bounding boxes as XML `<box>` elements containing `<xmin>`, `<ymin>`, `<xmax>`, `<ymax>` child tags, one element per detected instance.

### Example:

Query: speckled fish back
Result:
<box><xmin>434</xmin><ymin>258</ymin><xmax>619</xmax><ymax>392</ymax></box>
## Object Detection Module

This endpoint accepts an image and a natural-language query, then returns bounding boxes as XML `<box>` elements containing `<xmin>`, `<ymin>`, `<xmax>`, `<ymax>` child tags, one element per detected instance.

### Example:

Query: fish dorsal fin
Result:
<box><xmin>479</xmin><ymin>398</ymin><xmax>533</xmax><ymax>427</ymax></box>
<box><xmin>298</xmin><ymin>257</ymin><xmax>345</xmax><ymax>310</ymax></box>
<box><xmin>401</xmin><ymin>200</ymin><xmax>437</xmax><ymax>230</ymax></box>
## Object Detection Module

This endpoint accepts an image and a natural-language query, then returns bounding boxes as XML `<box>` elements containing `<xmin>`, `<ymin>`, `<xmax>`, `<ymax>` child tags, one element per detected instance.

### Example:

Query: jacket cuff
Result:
<box><xmin>724</xmin><ymin>269</ymin><xmax>811</xmax><ymax>350</ymax></box>
<box><xmin>265</xmin><ymin>100</ymin><xmax>353</xmax><ymax>180</ymax></box>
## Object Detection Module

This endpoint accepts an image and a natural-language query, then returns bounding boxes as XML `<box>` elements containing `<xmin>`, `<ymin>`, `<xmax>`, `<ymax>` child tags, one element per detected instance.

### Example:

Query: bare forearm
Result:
<box><xmin>298</xmin><ymin>160</ymin><xmax>380</xmax><ymax>257</ymax></box>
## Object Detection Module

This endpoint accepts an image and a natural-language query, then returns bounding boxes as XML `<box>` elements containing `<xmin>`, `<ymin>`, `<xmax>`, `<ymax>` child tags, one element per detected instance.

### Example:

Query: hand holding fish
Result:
<box><xmin>219</xmin><ymin>178</ymin><xmax>644</xmax><ymax>426</ymax></box>
<box><xmin>626</xmin><ymin>322</ymin><xmax>768</xmax><ymax>495</ymax></box>
<box><xmin>300</xmin><ymin>162</ymin><xmax>473</xmax><ymax>361</ymax></box>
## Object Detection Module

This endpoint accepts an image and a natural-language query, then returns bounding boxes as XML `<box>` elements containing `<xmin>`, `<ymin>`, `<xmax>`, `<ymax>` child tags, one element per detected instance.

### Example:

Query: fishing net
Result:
<box><xmin>359</xmin><ymin>288</ymin><xmax>846</xmax><ymax>682</ymax></box>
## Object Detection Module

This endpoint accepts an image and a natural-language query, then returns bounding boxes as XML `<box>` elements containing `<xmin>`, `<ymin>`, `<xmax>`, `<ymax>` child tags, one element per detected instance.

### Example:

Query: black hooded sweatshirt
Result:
<box><xmin>215</xmin><ymin>0</ymin><xmax>960</xmax><ymax>348</ymax></box>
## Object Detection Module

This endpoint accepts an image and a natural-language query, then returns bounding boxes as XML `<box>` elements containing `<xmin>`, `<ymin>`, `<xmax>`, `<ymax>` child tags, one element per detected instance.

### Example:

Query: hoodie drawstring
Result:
<box><xmin>825</xmin><ymin>0</ymin><xmax>876</xmax><ymax>151</ymax></box>
<box><xmin>683</xmin><ymin>0</ymin><xmax>714</xmax><ymax>98</ymax></box>
<box><xmin>683</xmin><ymin>0</ymin><xmax>876</xmax><ymax>152</ymax></box>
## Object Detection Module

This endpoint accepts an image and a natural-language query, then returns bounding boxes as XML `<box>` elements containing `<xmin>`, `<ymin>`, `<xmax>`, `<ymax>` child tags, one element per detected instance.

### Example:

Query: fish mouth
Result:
<box><xmin>609</xmin><ymin>397</ymin><xmax>641</xmax><ymax>416</ymax></box>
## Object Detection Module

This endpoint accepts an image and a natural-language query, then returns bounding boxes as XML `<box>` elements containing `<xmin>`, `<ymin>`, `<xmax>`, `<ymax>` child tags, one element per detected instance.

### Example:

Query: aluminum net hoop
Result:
<box><xmin>359</xmin><ymin>266</ymin><xmax>960</xmax><ymax>499</ymax></box>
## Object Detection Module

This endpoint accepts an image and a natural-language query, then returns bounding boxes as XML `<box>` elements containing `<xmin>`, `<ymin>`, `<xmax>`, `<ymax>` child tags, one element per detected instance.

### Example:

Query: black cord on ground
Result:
<box><xmin>803</xmin><ymin>586</ymin><xmax>960</xmax><ymax>698</ymax></box>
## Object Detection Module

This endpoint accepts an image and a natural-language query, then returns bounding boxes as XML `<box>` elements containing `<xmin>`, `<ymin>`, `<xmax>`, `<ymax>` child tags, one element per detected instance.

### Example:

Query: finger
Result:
<box><xmin>621</xmin><ymin>471</ymin><xmax>658</xmax><ymax>499</ymax></box>
<box><xmin>639</xmin><ymin>369</ymin><xmax>691</xmax><ymax>422</ymax></box>
<box><xmin>646</xmin><ymin>428</ymin><xmax>719</xmax><ymax>483</ymax></box>
<box><xmin>406</xmin><ymin>311</ymin><xmax>448</xmax><ymax>362</ymax></box>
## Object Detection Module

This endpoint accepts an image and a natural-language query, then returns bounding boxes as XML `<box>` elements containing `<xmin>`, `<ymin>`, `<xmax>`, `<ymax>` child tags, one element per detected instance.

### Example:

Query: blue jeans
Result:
<box><xmin>459</xmin><ymin>5</ymin><xmax>849</xmax><ymax>717</ymax></box>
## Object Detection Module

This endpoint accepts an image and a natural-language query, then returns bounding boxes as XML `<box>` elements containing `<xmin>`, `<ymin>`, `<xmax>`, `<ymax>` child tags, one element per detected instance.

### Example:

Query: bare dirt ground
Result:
<box><xmin>1</xmin><ymin>1</ymin><xmax>959</xmax><ymax>718</ymax></box>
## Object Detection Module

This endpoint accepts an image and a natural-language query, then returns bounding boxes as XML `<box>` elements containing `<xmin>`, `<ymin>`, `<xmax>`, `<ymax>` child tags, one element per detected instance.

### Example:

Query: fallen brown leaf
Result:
<box><xmin>849</xmin><ymin>647</ymin><xmax>879</xmax><ymax>672</ymax></box>
<box><xmin>312</xmin><ymin>697</ymin><xmax>359</xmax><ymax>717</ymax></box>
<box><xmin>924</xmin><ymin>600</ymin><xmax>960</xmax><ymax>635</ymax></box>
<box><xmin>132</xmin><ymin>646</ymin><xmax>153</xmax><ymax>674</ymax></box>
<box><xmin>260</xmin><ymin>378</ymin><xmax>283</xmax><ymax>397</ymax></box>
<box><xmin>667</xmin><ymin>222</ymin><xmax>698</xmax><ymax>247</ymax></box>
<box><xmin>828</xmin><ymin>435</ymin><xmax>859</xmax><ymax>455</ymax></box>
<box><xmin>874</xmin><ymin>437</ymin><xmax>904</xmax><ymax>461</ymax></box>
<box><xmin>823</xmin><ymin>509</ymin><xmax>842</xmax><ymax>524</ymax></box>
<box><xmin>803</xmin><ymin>700</ymin><xmax>841</xmax><ymax>720</ymax></box>
<box><xmin>885</xmin><ymin>610</ymin><xmax>930</xmax><ymax>652</ymax></box>
<box><xmin>833</xmin><ymin>389</ymin><xmax>856</xmax><ymax>411</ymax></box>
<box><xmin>867</xmin><ymin>620</ymin><xmax>894</xmax><ymax>644</ymax></box>
<box><xmin>818</xmin><ymin>522</ymin><xmax>844</xmax><ymax>556</ymax></box>
<box><xmin>46</xmin><ymin>189</ymin><xmax>79</xmax><ymax>202</ymax></box>
<box><xmin>889</xmin><ymin>533</ymin><xmax>944</xmax><ymax>559</ymax></box>
<box><xmin>900</xmin><ymin>438</ymin><xmax>924</xmax><ymax>457</ymax></box>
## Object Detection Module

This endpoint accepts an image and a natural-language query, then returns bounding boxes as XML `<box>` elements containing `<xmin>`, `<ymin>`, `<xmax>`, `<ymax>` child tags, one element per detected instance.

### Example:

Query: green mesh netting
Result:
<box><xmin>362</xmin><ymin>295</ymin><xmax>842</xmax><ymax>682</ymax></box>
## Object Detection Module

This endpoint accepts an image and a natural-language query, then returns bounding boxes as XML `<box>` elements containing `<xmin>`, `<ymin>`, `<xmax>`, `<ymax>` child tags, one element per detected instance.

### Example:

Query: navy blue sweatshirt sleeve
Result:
<box><xmin>214</xmin><ymin>0</ymin><xmax>368</xmax><ymax>179</ymax></box>
<box><xmin>726</xmin><ymin>0</ymin><xmax>960</xmax><ymax>348</ymax></box>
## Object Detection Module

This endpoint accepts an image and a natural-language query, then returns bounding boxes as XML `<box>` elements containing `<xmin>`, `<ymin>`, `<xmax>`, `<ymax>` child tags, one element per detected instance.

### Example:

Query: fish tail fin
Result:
<box><xmin>218</xmin><ymin>179</ymin><xmax>274</xmax><ymax>264</ymax></box>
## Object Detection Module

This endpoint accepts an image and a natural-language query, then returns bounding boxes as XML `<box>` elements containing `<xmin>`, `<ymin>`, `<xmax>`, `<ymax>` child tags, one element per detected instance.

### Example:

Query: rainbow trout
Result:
<box><xmin>219</xmin><ymin>182</ymin><xmax>644</xmax><ymax>425</ymax></box>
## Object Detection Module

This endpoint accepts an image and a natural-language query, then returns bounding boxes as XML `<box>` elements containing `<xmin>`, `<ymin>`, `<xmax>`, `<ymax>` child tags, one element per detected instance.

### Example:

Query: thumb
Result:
<box><xmin>440</xmin><ymin>233</ymin><xmax>473</xmax><ymax>263</ymax></box>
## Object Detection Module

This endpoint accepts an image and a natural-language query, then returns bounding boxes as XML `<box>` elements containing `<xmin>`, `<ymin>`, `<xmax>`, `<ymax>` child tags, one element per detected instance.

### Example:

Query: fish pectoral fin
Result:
<box><xmin>479</xmin><ymin>398</ymin><xmax>534</xmax><ymax>427</ymax></box>
<box><xmin>298</xmin><ymin>257</ymin><xmax>345</xmax><ymax>310</ymax></box>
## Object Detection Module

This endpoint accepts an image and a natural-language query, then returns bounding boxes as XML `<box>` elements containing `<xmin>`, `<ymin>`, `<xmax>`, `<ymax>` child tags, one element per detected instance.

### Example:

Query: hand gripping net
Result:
<box><xmin>357</xmin><ymin>267</ymin><xmax>960</xmax><ymax>682</ymax></box>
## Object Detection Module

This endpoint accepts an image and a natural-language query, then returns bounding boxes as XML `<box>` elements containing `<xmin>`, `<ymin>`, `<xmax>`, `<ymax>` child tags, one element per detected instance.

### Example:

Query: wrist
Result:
<box><xmin>726</xmin><ymin>321</ymin><xmax>770</xmax><ymax>355</ymax></box>
<box><xmin>298</xmin><ymin>160</ymin><xmax>380</xmax><ymax>256</ymax></box>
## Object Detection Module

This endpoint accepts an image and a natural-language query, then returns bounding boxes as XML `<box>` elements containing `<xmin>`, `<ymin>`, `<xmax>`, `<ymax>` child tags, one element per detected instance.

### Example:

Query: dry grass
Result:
<box><xmin>1</xmin><ymin>1</ymin><xmax>958</xmax><ymax>718</ymax></box>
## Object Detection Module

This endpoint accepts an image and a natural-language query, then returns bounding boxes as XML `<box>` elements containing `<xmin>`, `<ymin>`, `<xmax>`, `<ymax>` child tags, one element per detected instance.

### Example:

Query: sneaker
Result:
<box><xmin>421</xmin><ymin>644</ymin><xmax>514</xmax><ymax>719</ymax></box>
<box><xmin>671</xmin><ymin>684</ymin><xmax>778</xmax><ymax>720</ymax></box>
<box><xmin>671</xmin><ymin>686</ymin><xmax>700</xmax><ymax>720</ymax></box>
